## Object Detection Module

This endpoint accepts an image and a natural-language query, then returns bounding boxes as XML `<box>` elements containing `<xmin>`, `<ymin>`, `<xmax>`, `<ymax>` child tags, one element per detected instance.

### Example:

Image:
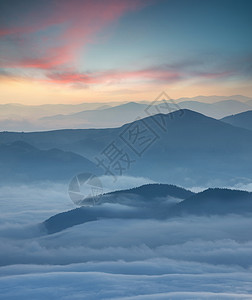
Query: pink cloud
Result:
<box><xmin>0</xmin><ymin>0</ymin><xmax>147</xmax><ymax>70</ymax></box>
<box><xmin>45</xmin><ymin>67</ymin><xmax>181</xmax><ymax>85</ymax></box>
<box><xmin>0</xmin><ymin>65</ymin><xmax>237</xmax><ymax>88</ymax></box>
<box><xmin>41</xmin><ymin>67</ymin><xmax>235</xmax><ymax>87</ymax></box>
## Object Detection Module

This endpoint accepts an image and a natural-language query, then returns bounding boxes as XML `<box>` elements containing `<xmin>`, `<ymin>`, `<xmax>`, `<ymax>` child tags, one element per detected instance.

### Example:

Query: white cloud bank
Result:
<box><xmin>0</xmin><ymin>181</ymin><xmax>252</xmax><ymax>299</ymax></box>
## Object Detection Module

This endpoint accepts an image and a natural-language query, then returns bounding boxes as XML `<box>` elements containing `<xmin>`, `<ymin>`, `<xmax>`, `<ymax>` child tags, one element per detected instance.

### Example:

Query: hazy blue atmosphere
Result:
<box><xmin>0</xmin><ymin>0</ymin><xmax>252</xmax><ymax>299</ymax></box>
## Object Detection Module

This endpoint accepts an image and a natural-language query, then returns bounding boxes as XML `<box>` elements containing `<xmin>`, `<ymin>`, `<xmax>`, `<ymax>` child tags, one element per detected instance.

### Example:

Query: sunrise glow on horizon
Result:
<box><xmin>1</xmin><ymin>0</ymin><xmax>252</xmax><ymax>105</ymax></box>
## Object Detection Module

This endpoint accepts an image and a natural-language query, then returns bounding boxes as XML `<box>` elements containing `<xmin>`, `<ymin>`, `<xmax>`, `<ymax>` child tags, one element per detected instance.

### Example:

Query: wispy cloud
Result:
<box><xmin>45</xmin><ymin>67</ymin><xmax>181</xmax><ymax>85</ymax></box>
<box><xmin>0</xmin><ymin>0</ymin><xmax>147</xmax><ymax>70</ymax></box>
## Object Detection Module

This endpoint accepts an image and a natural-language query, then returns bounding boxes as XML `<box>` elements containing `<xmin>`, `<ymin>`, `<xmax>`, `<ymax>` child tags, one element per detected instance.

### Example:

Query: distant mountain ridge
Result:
<box><xmin>40</xmin><ymin>102</ymin><xmax>150</xmax><ymax>129</ymax></box>
<box><xmin>37</xmin><ymin>99</ymin><xmax>252</xmax><ymax>130</ymax></box>
<box><xmin>171</xmin><ymin>99</ymin><xmax>251</xmax><ymax>119</ymax></box>
<box><xmin>1</xmin><ymin>95</ymin><xmax>252</xmax><ymax>131</ymax></box>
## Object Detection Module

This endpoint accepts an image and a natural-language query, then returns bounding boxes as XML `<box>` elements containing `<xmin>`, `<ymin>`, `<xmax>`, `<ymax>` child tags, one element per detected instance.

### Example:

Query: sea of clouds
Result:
<box><xmin>0</xmin><ymin>177</ymin><xmax>252</xmax><ymax>299</ymax></box>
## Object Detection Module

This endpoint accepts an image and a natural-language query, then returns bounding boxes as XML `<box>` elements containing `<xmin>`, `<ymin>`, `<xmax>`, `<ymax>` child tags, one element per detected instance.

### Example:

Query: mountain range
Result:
<box><xmin>40</xmin><ymin>99</ymin><xmax>252</xmax><ymax>129</ymax></box>
<box><xmin>1</xmin><ymin>95</ymin><xmax>252</xmax><ymax>131</ymax></box>
<box><xmin>40</xmin><ymin>102</ymin><xmax>150</xmax><ymax>129</ymax></box>
<box><xmin>1</xmin><ymin>109</ymin><xmax>252</xmax><ymax>186</ymax></box>
<box><xmin>43</xmin><ymin>184</ymin><xmax>252</xmax><ymax>234</ymax></box>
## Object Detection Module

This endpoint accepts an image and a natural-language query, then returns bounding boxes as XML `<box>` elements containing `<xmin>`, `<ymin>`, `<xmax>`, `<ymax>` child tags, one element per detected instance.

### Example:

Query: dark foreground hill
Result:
<box><xmin>171</xmin><ymin>188</ymin><xmax>252</xmax><ymax>216</ymax></box>
<box><xmin>44</xmin><ymin>183</ymin><xmax>194</xmax><ymax>234</ymax></box>
<box><xmin>43</xmin><ymin>184</ymin><xmax>252</xmax><ymax>234</ymax></box>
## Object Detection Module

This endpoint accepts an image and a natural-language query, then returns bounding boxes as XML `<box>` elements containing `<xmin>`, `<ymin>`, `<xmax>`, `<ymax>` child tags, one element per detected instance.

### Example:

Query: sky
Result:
<box><xmin>0</xmin><ymin>0</ymin><xmax>252</xmax><ymax>105</ymax></box>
